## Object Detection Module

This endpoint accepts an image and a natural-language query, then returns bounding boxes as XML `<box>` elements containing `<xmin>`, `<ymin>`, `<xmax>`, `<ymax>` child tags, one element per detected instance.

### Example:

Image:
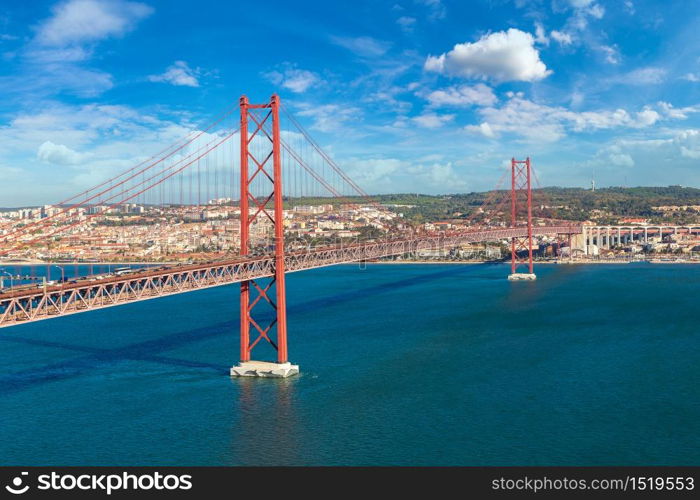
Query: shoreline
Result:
<box><xmin>0</xmin><ymin>261</ymin><xmax>175</xmax><ymax>266</ymax></box>
<box><xmin>367</xmin><ymin>259</ymin><xmax>700</xmax><ymax>265</ymax></box>
<box><xmin>2</xmin><ymin>259</ymin><xmax>698</xmax><ymax>267</ymax></box>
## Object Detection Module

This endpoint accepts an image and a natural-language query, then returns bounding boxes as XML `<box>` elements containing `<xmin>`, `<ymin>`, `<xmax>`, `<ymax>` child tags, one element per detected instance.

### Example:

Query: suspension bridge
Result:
<box><xmin>0</xmin><ymin>94</ymin><xmax>581</xmax><ymax>377</ymax></box>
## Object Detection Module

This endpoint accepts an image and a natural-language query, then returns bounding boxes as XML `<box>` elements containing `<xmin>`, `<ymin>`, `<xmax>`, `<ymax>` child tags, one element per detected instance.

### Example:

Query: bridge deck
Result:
<box><xmin>0</xmin><ymin>225</ymin><xmax>580</xmax><ymax>328</ymax></box>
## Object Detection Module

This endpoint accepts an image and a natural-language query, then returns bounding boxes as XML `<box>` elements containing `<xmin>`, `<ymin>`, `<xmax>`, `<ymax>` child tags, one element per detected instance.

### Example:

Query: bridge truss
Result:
<box><xmin>0</xmin><ymin>93</ymin><xmax>583</xmax><ymax>374</ymax></box>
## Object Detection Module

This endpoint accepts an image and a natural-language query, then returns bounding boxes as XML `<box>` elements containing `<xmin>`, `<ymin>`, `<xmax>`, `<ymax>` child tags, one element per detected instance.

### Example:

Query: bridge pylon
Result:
<box><xmin>231</xmin><ymin>94</ymin><xmax>299</xmax><ymax>378</ymax></box>
<box><xmin>508</xmin><ymin>157</ymin><xmax>536</xmax><ymax>281</ymax></box>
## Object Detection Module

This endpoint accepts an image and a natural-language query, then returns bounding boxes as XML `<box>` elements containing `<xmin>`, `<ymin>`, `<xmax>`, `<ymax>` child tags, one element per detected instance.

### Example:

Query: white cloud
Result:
<box><xmin>35</xmin><ymin>0</ymin><xmax>153</xmax><ymax>46</ymax></box>
<box><xmin>417</xmin><ymin>0</ymin><xmax>446</xmax><ymax>21</ymax></box>
<box><xmin>37</xmin><ymin>141</ymin><xmax>88</xmax><ymax>165</ymax></box>
<box><xmin>464</xmin><ymin>94</ymin><xmax>694</xmax><ymax>142</ymax></box>
<box><xmin>424</xmin><ymin>28</ymin><xmax>552</xmax><ymax>83</ymax></box>
<box><xmin>587</xmin><ymin>4</ymin><xmax>604</xmax><ymax>19</ymax></box>
<box><xmin>675</xmin><ymin>130</ymin><xmax>700</xmax><ymax>159</ymax></box>
<box><xmin>570</xmin><ymin>90</ymin><xmax>585</xmax><ymax>107</ymax></box>
<box><xmin>567</xmin><ymin>0</ymin><xmax>604</xmax><ymax>18</ymax></box>
<box><xmin>296</xmin><ymin>103</ymin><xmax>362</xmax><ymax>132</ymax></box>
<box><xmin>464</xmin><ymin>122</ymin><xmax>496</xmax><ymax>138</ymax></box>
<box><xmin>577</xmin><ymin>130</ymin><xmax>700</xmax><ymax>187</ymax></box>
<box><xmin>608</xmin><ymin>152</ymin><xmax>634</xmax><ymax>167</ymax></box>
<box><xmin>550</xmin><ymin>30</ymin><xmax>573</xmax><ymax>45</ymax></box>
<box><xmin>586</xmin><ymin>144</ymin><xmax>636</xmax><ymax>169</ymax></box>
<box><xmin>0</xmin><ymin>101</ymin><xmax>201</xmax><ymax>205</ymax></box>
<box><xmin>657</xmin><ymin>101</ymin><xmax>696</xmax><ymax>119</ymax></box>
<box><xmin>599</xmin><ymin>45</ymin><xmax>620</xmax><ymax>64</ymax></box>
<box><xmin>424</xmin><ymin>83</ymin><xmax>497</xmax><ymax>107</ymax></box>
<box><xmin>534</xmin><ymin>22</ymin><xmax>548</xmax><ymax>45</ymax></box>
<box><xmin>3</xmin><ymin>65</ymin><xmax>116</xmax><ymax>98</ymax></box>
<box><xmin>148</xmin><ymin>61</ymin><xmax>199</xmax><ymax>87</ymax></box>
<box><xmin>266</xmin><ymin>67</ymin><xmax>320</xmax><ymax>93</ymax></box>
<box><xmin>611</xmin><ymin>67</ymin><xmax>666</xmax><ymax>85</ymax></box>
<box><xmin>682</xmin><ymin>73</ymin><xmax>700</xmax><ymax>82</ymax></box>
<box><xmin>330</xmin><ymin>35</ymin><xmax>391</xmax><ymax>57</ymax></box>
<box><xmin>546</xmin><ymin>0</ymin><xmax>608</xmax><ymax>63</ymax></box>
<box><xmin>345</xmin><ymin>157</ymin><xmax>469</xmax><ymax>193</ymax></box>
<box><xmin>4</xmin><ymin>0</ymin><xmax>151</xmax><ymax>99</ymax></box>
<box><xmin>396</xmin><ymin>16</ymin><xmax>416</xmax><ymax>32</ymax></box>
<box><xmin>411</xmin><ymin>112</ymin><xmax>455</xmax><ymax>129</ymax></box>
<box><xmin>635</xmin><ymin>107</ymin><xmax>660</xmax><ymax>127</ymax></box>
<box><xmin>347</xmin><ymin>158</ymin><xmax>402</xmax><ymax>184</ymax></box>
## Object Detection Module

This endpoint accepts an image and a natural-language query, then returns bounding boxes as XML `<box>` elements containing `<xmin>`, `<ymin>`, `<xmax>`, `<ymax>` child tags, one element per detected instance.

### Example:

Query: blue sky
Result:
<box><xmin>1</xmin><ymin>0</ymin><xmax>699</xmax><ymax>205</ymax></box>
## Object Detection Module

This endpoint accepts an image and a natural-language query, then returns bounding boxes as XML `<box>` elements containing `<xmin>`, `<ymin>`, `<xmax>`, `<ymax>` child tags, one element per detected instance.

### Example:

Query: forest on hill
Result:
<box><xmin>286</xmin><ymin>186</ymin><xmax>700</xmax><ymax>225</ymax></box>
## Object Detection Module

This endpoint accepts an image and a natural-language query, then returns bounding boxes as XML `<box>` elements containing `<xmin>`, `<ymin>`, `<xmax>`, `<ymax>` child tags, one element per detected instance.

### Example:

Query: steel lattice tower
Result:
<box><xmin>509</xmin><ymin>157</ymin><xmax>536</xmax><ymax>280</ymax></box>
<box><xmin>238</xmin><ymin>94</ymin><xmax>290</xmax><ymax>366</ymax></box>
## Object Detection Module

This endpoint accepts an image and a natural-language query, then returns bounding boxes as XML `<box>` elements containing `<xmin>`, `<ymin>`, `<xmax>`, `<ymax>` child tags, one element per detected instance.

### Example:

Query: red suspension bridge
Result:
<box><xmin>0</xmin><ymin>94</ymin><xmax>581</xmax><ymax>377</ymax></box>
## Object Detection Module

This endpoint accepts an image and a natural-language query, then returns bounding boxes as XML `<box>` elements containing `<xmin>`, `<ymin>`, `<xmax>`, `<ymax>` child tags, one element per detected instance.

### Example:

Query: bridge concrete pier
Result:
<box><xmin>508</xmin><ymin>273</ymin><xmax>537</xmax><ymax>281</ymax></box>
<box><xmin>230</xmin><ymin>361</ymin><xmax>299</xmax><ymax>378</ymax></box>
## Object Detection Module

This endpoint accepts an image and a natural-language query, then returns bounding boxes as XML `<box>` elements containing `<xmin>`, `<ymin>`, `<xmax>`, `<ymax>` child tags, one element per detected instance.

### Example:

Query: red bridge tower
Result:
<box><xmin>230</xmin><ymin>95</ymin><xmax>298</xmax><ymax>378</ymax></box>
<box><xmin>508</xmin><ymin>157</ymin><xmax>536</xmax><ymax>281</ymax></box>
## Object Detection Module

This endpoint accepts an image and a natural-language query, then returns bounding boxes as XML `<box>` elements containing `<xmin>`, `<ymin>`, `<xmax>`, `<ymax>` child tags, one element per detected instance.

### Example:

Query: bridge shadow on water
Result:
<box><xmin>0</xmin><ymin>263</ymin><xmax>483</xmax><ymax>396</ymax></box>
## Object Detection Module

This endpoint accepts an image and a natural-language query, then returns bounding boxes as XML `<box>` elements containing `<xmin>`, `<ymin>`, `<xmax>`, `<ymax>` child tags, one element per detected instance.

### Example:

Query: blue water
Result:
<box><xmin>0</xmin><ymin>263</ymin><xmax>698</xmax><ymax>465</ymax></box>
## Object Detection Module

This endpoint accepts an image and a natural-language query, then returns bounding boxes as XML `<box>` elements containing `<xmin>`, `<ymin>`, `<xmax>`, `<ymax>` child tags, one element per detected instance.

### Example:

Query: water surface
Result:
<box><xmin>1</xmin><ymin>263</ymin><xmax>698</xmax><ymax>465</ymax></box>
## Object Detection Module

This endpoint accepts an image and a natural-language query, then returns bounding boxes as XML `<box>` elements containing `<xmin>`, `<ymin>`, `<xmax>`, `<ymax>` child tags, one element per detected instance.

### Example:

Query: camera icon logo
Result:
<box><xmin>5</xmin><ymin>472</ymin><xmax>29</xmax><ymax>495</ymax></box>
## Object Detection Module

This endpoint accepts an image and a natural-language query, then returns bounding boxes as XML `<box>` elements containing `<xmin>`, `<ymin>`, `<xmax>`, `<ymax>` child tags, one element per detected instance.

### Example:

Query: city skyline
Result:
<box><xmin>1</xmin><ymin>0</ymin><xmax>700</xmax><ymax>206</ymax></box>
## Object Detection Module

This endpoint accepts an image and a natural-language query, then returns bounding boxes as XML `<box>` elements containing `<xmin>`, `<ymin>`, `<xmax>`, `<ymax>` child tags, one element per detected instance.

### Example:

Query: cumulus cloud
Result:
<box><xmin>266</xmin><ymin>67</ymin><xmax>320</xmax><ymax>93</ymax></box>
<box><xmin>148</xmin><ymin>61</ymin><xmax>199</xmax><ymax>87</ymax></box>
<box><xmin>578</xmin><ymin>131</ymin><xmax>700</xmax><ymax>187</ymax></box>
<box><xmin>657</xmin><ymin>101</ymin><xmax>695</xmax><ymax>119</ymax></box>
<box><xmin>346</xmin><ymin>158</ymin><xmax>402</xmax><ymax>184</ymax></box>
<box><xmin>465</xmin><ymin>122</ymin><xmax>496</xmax><ymax>138</ymax></box>
<box><xmin>425</xmin><ymin>83</ymin><xmax>497</xmax><ymax>107</ymax></box>
<box><xmin>608</xmin><ymin>152</ymin><xmax>635</xmax><ymax>167</ymax></box>
<box><xmin>424</xmin><ymin>28</ymin><xmax>552</xmax><ymax>83</ymax></box>
<box><xmin>35</xmin><ymin>0</ymin><xmax>152</xmax><ymax>46</ymax></box>
<box><xmin>675</xmin><ymin>130</ymin><xmax>700</xmax><ymax>159</ymax></box>
<box><xmin>37</xmin><ymin>141</ymin><xmax>88</xmax><ymax>165</ymax></box>
<box><xmin>464</xmin><ymin>93</ymin><xmax>694</xmax><ymax>142</ymax></box>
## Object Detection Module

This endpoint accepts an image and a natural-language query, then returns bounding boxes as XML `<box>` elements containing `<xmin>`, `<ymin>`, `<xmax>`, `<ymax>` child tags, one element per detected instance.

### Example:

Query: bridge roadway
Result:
<box><xmin>0</xmin><ymin>225</ymin><xmax>580</xmax><ymax>328</ymax></box>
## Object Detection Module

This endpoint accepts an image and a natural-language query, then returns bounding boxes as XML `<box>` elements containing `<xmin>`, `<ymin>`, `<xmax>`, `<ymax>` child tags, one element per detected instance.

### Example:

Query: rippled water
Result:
<box><xmin>1</xmin><ymin>263</ymin><xmax>698</xmax><ymax>465</ymax></box>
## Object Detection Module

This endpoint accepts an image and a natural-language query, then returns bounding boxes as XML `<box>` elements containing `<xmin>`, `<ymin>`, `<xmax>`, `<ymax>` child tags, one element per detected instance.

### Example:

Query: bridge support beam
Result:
<box><xmin>231</xmin><ymin>94</ymin><xmax>298</xmax><ymax>378</ymax></box>
<box><xmin>508</xmin><ymin>157</ymin><xmax>536</xmax><ymax>281</ymax></box>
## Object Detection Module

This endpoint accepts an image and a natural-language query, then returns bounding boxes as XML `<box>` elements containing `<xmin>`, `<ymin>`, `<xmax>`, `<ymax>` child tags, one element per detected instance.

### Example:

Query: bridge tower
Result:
<box><xmin>231</xmin><ymin>94</ymin><xmax>299</xmax><ymax>378</ymax></box>
<box><xmin>508</xmin><ymin>157</ymin><xmax>536</xmax><ymax>281</ymax></box>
